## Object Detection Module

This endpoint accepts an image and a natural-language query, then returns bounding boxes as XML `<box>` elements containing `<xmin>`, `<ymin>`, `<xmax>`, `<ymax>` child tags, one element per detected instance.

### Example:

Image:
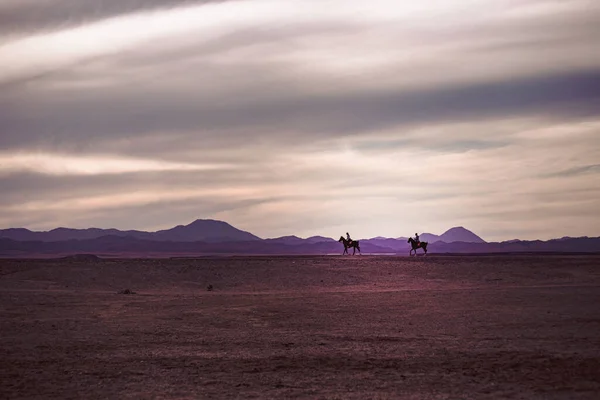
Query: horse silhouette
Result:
<box><xmin>338</xmin><ymin>236</ymin><xmax>361</xmax><ymax>255</ymax></box>
<box><xmin>407</xmin><ymin>237</ymin><xmax>428</xmax><ymax>256</ymax></box>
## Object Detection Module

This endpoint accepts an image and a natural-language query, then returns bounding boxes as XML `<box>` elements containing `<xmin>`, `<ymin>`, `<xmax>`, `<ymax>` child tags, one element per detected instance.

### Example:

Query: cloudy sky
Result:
<box><xmin>1</xmin><ymin>0</ymin><xmax>599</xmax><ymax>241</ymax></box>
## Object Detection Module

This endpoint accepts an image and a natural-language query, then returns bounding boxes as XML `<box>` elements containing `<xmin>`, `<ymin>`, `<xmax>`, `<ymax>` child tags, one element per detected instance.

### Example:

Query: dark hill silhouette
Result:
<box><xmin>0</xmin><ymin>222</ymin><xmax>483</xmax><ymax>245</ymax></box>
<box><xmin>0</xmin><ymin>228</ymin><xmax>36</xmax><ymax>241</ymax></box>
<box><xmin>305</xmin><ymin>236</ymin><xmax>336</xmax><ymax>244</ymax></box>
<box><xmin>0</xmin><ymin>219</ymin><xmax>259</xmax><ymax>243</ymax></box>
<box><xmin>439</xmin><ymin>227</ymin><xmax>486</xmax><ymax>243</ymax></box>
<box><xmin>264</xmin><ymin>236</ymin><xmax>306</xmax><ymax>245</ymax></box>
<box><xmin>0</xmin><ymin>227</ymin><xmax>150</xmax><ymax>242</ymax></box>
<box><xmin>361</xmin><ymin>237</ymin><xmax>407</xmax><ymax>251</ymax></box>
<box><xmin>0</xmin><ymin>236</ymin><xmax>396</xmax><ymax>257</ymax></box>
<box><xmin>365</xmin><ymin>227</ymin><xmax>484</xmax><ymax>249</ymax></box>
<box><xmin>152</xmin><ymin>219</ymin><xmax>260</xmax><ymax>242</ymax></box>
<box><xmin>1</xmin><ymin>236</ymin><xmax>599</xmax><ymax>257</ymax></box>
<box><xmin>1</xmin><ymin>220</ymin><xmax>598</xmax><ymax>257</ymax></box>
<box><xmin>417</xmin><ymin>227</ymin><xmax>485</xmax><ymax>244</ymax></box>
<box><xmin>419</xmin><ymin>233</ymin><xmax>439</xmax><ymax>242</ymax></box>
<box><xmin>48</xmin><ymin>227</ymin><xmax>147</xmax><ymax>241</ymax></box>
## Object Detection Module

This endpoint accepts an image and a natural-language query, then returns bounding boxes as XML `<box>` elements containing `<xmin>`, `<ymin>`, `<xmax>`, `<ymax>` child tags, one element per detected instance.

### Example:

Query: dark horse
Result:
<box><xmin>407</xmin><ymin>237</ymin><xmax>427</xmax><ymax>256</ymax></box>
<box><xmin>339</xmin><ymin>236</ymin><xmax>361</xmax><ymax>255</ymax></box>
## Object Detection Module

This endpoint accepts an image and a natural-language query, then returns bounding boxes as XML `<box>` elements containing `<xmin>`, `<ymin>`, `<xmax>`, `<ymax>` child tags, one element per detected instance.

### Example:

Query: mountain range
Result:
<box><xmin>0</xmin><ymin>219</ymin><xmax>260</xmax><ymax>243</ymax></box>
<box><xmin>0</xmin><ymin>220</ymin><xmax>484</xmax><ymax>244</ymax></box>
<box><xmin>0</xmin><ymin>219</ymin><xmax>598</xmax><ymax>257</ymax></box>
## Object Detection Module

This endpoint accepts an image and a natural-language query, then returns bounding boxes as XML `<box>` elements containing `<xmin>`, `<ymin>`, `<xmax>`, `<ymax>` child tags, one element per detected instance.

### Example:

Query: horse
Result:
<box><xmin>407</xmin><ymin>237</ymin><xmax>427</xmax><ymax>256</ymax></box>
<box><xmin>338</xmin><ymin>236</ymin><xmax>361</xmax><ymax>255</ymax></box>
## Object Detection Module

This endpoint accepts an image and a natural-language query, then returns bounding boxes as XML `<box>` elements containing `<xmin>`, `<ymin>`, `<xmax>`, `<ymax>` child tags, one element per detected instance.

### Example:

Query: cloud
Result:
<box><xmin>541</xmin><ymin>164</ymin><xmax>600</xmax><ymax>178</ymax></box>
<box><xmin>0</xmin><ymin>0</ymin><xmax>217</xmax><ymax>36</ymax></box>
<box><xmin>0</xmin><ymin>152</ymin><xmax>236</xmax><ymax>175</ymax></box>
<box><xmin>2</xmin><ymin>69</ymin><xmax>599</xmax><ymax>157</ymax></box>
<box><xmin>1</xmin><ymin>117</ymin><xmax>597</xmax><ymax>240</ymax></box>
<box><xmin>1</xmin><ymin>0</ymin><xmax>599</xmax><ymax>240</ymax></box>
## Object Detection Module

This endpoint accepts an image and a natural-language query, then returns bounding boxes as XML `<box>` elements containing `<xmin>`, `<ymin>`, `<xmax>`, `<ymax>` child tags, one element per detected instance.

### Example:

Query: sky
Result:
<box><xmin>1</xmin><ymin>0</ymin><xmax>599</xmax><ymax>241</ymax></box>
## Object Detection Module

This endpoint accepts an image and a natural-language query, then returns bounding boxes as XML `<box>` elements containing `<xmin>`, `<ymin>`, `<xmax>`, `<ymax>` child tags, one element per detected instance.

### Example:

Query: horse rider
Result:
<box><xmin>414</xmin><ymin>233</ymin><xmax>420</xmax><ymax>247</ymax></box>
<box><xmin>346</xmin><ymin>232</ymin><xmax>352</xmax><ymax>243</ymax></box>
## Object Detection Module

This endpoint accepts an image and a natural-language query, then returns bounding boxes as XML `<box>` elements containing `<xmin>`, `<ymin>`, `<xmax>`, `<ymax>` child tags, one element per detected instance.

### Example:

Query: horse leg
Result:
<box><xmin>352</xmin><ymin>246</ymin><xmax>356</xmax><ymax>255</ymax></box>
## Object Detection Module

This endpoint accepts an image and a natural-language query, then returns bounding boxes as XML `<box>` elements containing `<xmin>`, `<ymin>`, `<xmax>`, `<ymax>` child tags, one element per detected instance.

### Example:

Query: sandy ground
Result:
<box><xmin>1</xmin><ymin>255</ymin><xmax>599</xmax><ymax>399</ymax></box>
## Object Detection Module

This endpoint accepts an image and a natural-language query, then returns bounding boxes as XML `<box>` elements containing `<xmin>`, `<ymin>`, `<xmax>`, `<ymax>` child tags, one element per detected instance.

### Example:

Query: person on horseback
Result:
<box><xmin>339</xmin><ymin>232</ymin><xmax>361</xmax><ymax>255</ymax></box>
<box><xmin>408</xmin><ymin>233</ymin><xmax>427</xmax><ymax>256</ymax></box>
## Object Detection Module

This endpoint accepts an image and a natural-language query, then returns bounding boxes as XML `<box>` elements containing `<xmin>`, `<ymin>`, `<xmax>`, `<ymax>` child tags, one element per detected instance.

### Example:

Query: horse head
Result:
<box><xmin>338</xmin><ymin>236</ymin><xmax>345</xmax><ymax>242</ymax></box>
<box><xmin>407</xmin><ymin>237</ymin><xmax>413</xmax><ymax>244</ymax></box>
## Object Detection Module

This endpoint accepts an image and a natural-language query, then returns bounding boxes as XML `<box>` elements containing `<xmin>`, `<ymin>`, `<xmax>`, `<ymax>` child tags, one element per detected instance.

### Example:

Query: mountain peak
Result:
<box><xmin>440</xmin><ymin>227</ymin><xmax>485</xmax><ymax>243</ymax></box>
<box><xmin>442</xmin><ymin>226</ymin><xmax>467</xmax><ymax>233</ymax></box>
<box><xmin>157</xmin><ymin>219</ymin><xmax>261</xmax><ymax>242</ymax></box>
<box><xmin>265</xmin><ymin>235</ymin><xmax>306</xmax><ymax>244</ymax></box>
<box><xmin>188</xmin><ymin>218</ymin><xmax>229</xmax><ymax>226</ymax></box>
<box><xmin>306</xmin><ymin>236</ymin><xmax>336</xmax><ymax>243</ymax></box>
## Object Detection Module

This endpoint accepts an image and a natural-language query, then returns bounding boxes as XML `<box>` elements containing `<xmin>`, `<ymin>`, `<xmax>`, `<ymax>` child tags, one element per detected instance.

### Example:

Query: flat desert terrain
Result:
<box><xmin>1</xmin><ymin>255</ymin><xmax>599</xmax><ymax>399</ymax></box>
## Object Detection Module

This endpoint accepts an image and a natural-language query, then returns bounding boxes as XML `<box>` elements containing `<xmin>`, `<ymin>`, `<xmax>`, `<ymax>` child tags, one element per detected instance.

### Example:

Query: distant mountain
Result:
<box><xmin>0</xmin><ymin>223</ymin><xmax>483</xmax><ymax>244</ymax></box>
<box><xmin>419</xmin><ymin>233</ymin><xmax>440</xmax><ymax>243</ymax></box>
<box><xmin>549</xmin><ymin>236</ymin><xmax>589</xmax><ymax>242</ymax></box>
<box><xmin>0</xmin><ymin>219</ymin><xmax>260</xmax><ymax>243</ymax></box>
<box><xmin>264</xmin><ymin>236</ymin><xmax>306</xmax><ymax>245</ymax></box>
<box><xmin>1</xmin><ymin>236</ymin><xmax>599</xmax><ymax>257</ymax></box>
<box><xmin>0</xmin><ymin>227</ymin><xmax>150</xmax><ymax>242</ymax></box>
<box><xmin>439</xmin><ymin>227</ymin><xmax>486</xmax><ymax>243</ymax></box>
<box><xmin>410</xmin><ymin>227</ymin><xmax>485</xmax><ymax>244</ymax></box>
<box><xmin>1</xmin><ymin>220</ymin><xmax>598</xmax><ymax>257</ymax></box>
<box><xmin>152</xmin><ymin>219</ymin><xmax>260</xmax><ymax>242</ymax></box>
<box><xmin>305</xmin><ymin>236</ymin><xmax>336</xmax><ymax>244</ymax></box>
<box><xmin>361</xmin><ymin>237</ymin><xmax>407</xmax><ymax>251</ymax></box>
<box><xmin>0</xmin><ymin>228</ymin><xmax>36</xmax><ymax>241</ymax></box>
<box><xmin>0</xmin><ymin>236</ymin><xmax>396</xmax><ymax>257</ymax></box>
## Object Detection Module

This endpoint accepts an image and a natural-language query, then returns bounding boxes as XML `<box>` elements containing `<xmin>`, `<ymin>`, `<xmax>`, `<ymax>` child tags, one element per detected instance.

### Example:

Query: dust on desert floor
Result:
<box><xmin>1</xmin><ymin>255</ymin><xmax>599</xmax><ymax>399</ymax></box>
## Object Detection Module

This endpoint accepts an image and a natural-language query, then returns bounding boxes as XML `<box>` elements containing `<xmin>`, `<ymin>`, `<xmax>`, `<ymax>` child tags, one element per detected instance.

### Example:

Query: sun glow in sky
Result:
<box><xmin>1</xmin><ymin>0</ymin><xmax>599</xmax><ymax>240</ymax></box>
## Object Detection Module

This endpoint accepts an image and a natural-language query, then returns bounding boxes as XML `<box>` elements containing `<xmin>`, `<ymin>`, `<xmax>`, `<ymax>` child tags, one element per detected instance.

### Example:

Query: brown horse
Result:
<box><xmin>338</xmin><ymin>236</ymin><xmax>361</xmax><ymax>255</ymax></box>
<box><xmin>407</xmin><ymin>237</ymin><xmax>428</xmax><ymax>256</ymax></box>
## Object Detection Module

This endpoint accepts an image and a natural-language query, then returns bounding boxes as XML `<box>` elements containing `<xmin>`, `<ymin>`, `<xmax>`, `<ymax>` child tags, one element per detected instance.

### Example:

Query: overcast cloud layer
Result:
<box><xmin>1</xmin><ymin>0</ymin><xmax>599</xmax><ymax>241</ymax></box>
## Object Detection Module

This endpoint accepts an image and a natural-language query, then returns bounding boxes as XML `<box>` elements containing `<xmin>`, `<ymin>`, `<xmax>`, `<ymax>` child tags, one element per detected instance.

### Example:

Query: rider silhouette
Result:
<box><xmin>346</xmin><ymin>232</ymin><xmax>352</xmax><ymax>243</ymax></box>
<box><xmin>415</xmin><ymin>233</ymin><xmax>420</xmax><ymax>247</ymax></box>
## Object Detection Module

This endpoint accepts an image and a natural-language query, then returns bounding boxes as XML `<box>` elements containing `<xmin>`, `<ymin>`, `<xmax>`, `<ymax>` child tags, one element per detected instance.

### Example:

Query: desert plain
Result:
<box><xmin>1</xmin><ymin>254</ymin><xmax>599</xmax><ymax>399</ymax></box>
